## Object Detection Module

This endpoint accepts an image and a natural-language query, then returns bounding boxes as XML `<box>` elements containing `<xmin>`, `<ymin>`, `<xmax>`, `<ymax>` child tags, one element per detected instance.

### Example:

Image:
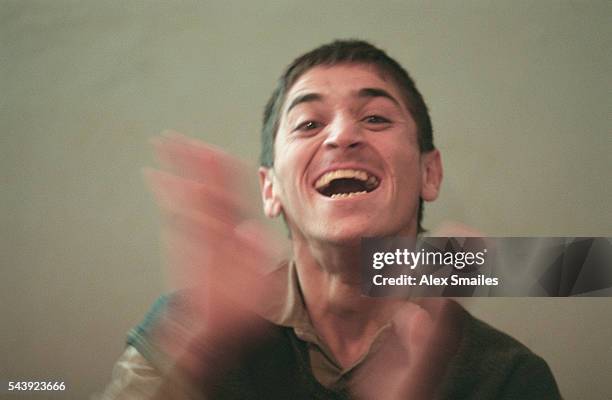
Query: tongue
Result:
<box><xmin>327</xmin><ymin>178</ymin><xmax>366</xmax><ymax>195</ymax></box>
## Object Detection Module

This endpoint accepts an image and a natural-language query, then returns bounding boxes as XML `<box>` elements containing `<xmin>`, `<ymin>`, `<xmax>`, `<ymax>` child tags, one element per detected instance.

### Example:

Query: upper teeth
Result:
<box><xmin>314</xmin><ymin>169</ymin><xmax>379</xmax><ymax>191</ymax></box>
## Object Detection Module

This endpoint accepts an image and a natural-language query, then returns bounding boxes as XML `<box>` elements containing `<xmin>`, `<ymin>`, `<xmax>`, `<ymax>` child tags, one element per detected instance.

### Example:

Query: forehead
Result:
<box><xmin>284</xmin><ymin>64</ymin><xmax>405</xmax><ymax>110</ymax></box>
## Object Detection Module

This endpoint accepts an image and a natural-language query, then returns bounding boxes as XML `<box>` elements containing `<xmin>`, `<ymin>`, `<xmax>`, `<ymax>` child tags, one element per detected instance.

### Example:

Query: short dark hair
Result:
<box><xmin>260</xmin><ymin>39</ymin><xmax>435</xmax><ymax>233</ymax></box>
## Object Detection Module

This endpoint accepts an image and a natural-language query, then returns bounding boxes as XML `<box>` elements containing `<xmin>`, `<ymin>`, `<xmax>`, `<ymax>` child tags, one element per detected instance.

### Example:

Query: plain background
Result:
<box><xmin>2</xmin><ymin>1</ymin><xmax>610</xmax><ymax>399</ymax></box>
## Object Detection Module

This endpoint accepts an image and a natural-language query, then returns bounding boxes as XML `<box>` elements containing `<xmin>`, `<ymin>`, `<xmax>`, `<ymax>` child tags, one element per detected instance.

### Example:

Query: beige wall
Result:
<box><xmin>2</xmin><ymin>1</ymin><xmax>610</xmax><ymax>398</ymax></box>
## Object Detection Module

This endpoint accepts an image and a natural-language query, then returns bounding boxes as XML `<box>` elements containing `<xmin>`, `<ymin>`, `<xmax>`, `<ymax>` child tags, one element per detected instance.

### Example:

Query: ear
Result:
<box><xmin>258</xmin><ymin>167</ymin><xmax>283</xmax><ymax>218</ymax></box>
<box><xmin>420</xmin><ymin>149</ymin><xmax>443</xmax><ymax>202</ymax></box>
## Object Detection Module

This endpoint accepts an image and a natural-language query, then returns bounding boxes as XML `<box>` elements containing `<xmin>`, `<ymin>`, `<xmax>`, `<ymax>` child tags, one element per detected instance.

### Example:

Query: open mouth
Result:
<box><xmin>314</xmin><ymin>169</ymin><xmax>380</xmax><ymax>199</ymax></box>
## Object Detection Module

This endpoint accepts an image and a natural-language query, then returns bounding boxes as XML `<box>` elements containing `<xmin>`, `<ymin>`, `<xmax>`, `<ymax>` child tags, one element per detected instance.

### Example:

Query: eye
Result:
<box><xmin>363</xmin><ymin>115</ymin><xmax>391</xmax><ymax>124</ymax></box>
<box><xmin>294</xmin><ymin>120</ymin><xmax>322</xmax><ymax>132</ymax></box>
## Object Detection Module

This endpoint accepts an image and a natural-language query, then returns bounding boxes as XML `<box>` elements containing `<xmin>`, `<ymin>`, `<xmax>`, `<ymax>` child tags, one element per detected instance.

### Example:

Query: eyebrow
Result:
<box><xmin>285</xmin><ymin>87</ymin><xmax>401</xmax><ymax>116</ymax></box>
<box><xmin>286</xmin><ymin>93</ymin><xmax>323</xmax><ymax>115</ymax></box>
<box><xmin>357</xmin><ymin>87</ymin><xmax>401</xmax><ymax>106</ymax></box>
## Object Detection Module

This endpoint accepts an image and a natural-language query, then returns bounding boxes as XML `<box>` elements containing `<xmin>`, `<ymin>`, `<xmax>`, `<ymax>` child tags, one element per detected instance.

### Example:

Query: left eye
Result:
<box><xmin>363</xmin><ymin>115</ymin><xmax>391</xmax><ymax>124</ymax></box>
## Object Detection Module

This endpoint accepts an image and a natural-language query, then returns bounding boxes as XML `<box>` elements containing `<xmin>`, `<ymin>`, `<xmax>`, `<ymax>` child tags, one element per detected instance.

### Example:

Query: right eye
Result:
<box><xmin>294</xmin><ymin>120</ymin><xmax>321</xmax><ymax>132</ymax></box>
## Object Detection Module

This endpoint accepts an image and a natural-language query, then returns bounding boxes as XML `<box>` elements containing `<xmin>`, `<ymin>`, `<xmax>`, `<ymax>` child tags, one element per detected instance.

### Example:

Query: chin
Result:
<box><xmin>315</xmin><ymin>219</ymin><xmax>386</xmax><ymax>246</ymax></box>
<box><xmin>329</xmin><ymin>219</ymin><xmax>417</xmax><ymax>244</ymax></box>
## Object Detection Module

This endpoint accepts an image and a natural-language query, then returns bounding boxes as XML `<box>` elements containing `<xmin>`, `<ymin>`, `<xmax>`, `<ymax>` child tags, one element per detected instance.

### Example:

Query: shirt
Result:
<box><xmin>99</xmin><ymin>260</ymin><xmax>562</xmax><ymax>399</ymax></box>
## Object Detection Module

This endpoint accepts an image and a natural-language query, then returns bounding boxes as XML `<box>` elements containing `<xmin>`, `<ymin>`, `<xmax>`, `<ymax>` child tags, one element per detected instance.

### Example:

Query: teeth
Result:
<box><xmin>366</xmin><ymin>175</ymin><xmax>377</xmax><ymax>188</ymax></box>
<box><xmin>315</xmin><ymin>169</ymin><xmax>378</xmax><ymax>190</ymax></box>
<box><xmin>330</xmin><ymin>191</ymin><xmax>367</xmax><ymax>199</ymax></box>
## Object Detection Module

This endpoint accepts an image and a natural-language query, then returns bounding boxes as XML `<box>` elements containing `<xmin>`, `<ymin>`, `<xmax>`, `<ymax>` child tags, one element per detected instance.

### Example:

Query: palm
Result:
<box><xmin>145</xmin><ymin>132</ymin><xmax>284</xmax><ymax>379</ymax></box>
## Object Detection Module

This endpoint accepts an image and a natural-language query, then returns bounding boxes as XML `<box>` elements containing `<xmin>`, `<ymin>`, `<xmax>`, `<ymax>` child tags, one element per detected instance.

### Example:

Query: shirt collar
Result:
<box><xmin>253</xmin><ymin>259</ymin><xmax>396</xmax><ymax>388</ymax></box>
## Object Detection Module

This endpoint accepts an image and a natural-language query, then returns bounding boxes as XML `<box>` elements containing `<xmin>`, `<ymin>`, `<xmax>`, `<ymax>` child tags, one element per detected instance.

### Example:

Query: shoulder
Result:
<box><xmin>100</xmin><ymin>294</ymin><xmax>201</xmax><ymax>400</ymax></box>
<box><xmin>97</xmin><ymin>346</ymin><xmax>164</xmax><ymax>400</ymax></box>
<box><xmin>439</xmin><ymin>305</ymin><xmax>562</xmax><ymax>400</ymax></box>
<box><xmin>103</xmin><ymin>293</ymin><xmax>294</xmax><ymax>399</ymax></box>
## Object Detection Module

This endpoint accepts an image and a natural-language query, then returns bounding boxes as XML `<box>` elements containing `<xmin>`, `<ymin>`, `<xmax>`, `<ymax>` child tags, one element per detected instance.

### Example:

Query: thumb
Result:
<box><xmin>393</xmin><ymin>304</ymin><xmax>434</xmax><ymax>353</ymax></box>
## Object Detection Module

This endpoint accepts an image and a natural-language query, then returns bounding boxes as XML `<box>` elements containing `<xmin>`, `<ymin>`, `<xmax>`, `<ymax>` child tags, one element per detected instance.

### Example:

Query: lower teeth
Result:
<box><xmin>330</xmin><ymin>191</ymin><xmax>367</xmax><ymax>199</ymax></box>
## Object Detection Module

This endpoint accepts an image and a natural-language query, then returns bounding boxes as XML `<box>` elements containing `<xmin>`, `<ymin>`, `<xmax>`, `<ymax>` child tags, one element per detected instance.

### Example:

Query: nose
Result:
<box><xmin>323</xmin><ymin>117</ymin><xmax>363</xmax><ymax>150</ymax></box>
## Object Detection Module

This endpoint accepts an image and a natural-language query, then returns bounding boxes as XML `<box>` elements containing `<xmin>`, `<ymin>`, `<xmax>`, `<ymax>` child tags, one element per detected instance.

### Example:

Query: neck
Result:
<box><xmin>291</xmin><ymin>236</ymin><xmax>403</xmax><ymax>367</ymax></box>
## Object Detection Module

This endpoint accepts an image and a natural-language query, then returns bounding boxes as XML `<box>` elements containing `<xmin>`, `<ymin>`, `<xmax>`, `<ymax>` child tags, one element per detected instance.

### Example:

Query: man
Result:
<box><xmin>102</xmin><ymin>40</ymin><xmax>561</xmax><ymax>399</ymax></box>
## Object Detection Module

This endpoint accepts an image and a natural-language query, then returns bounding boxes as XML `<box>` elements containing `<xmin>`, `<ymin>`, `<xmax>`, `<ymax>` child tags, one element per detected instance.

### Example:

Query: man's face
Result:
<box><xmin>260</xmin><ymin>64</ymin><xmax>441</xmax><ymax>245</ymax></box>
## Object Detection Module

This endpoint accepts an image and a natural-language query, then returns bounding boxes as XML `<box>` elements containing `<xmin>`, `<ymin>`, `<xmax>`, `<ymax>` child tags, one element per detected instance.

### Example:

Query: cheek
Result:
<box><xmin>272</xmin><ymin>146</ymin><xmax>308</xmax><ymax>205</ymax></box>
<box><xmin>275</xmin><ymin>136</ymin><xmax>321</xmax><ymax>181</ymax></box>
<box><xmin>271</xmin><ymin>139</ymin><xmax>295</xmax><ymax>190</ymax></box>
<box><xmin>271</xmin><ymin>165</ymin><xmax>294</xmax><ymax>203</ymax></box>
<box><xmin>389</xmin><ymin>148</ymin><xmax>422</xmax><ymax>193</ymax></box>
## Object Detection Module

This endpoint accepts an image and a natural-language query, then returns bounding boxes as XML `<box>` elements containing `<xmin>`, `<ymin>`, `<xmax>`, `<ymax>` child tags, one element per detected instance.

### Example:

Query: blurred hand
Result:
<box><xmin>352</xmin><ymin>299</ymin><xmax>463</xmax><ymax>400</ymax></box>
<box><xmin>430</xmin><ymin>220</ymin><xmax>484</xmax><ymax>237</ymax></box>
<box><xmin>144</xmin><ymin>132</ymin><xmax>285</xmax><ymax>381</ymax></box>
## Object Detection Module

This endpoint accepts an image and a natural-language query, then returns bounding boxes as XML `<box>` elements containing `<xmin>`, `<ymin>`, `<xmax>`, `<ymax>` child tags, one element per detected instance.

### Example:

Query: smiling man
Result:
<box><xmin>102</xmin><ymin>40</ymin><xmax>561</xmax><ymax>400</ymax></box>
<box><xmin>260</xmin><ymin>63</ymin><xmax>440</xmax><ymax>243</ymax></box>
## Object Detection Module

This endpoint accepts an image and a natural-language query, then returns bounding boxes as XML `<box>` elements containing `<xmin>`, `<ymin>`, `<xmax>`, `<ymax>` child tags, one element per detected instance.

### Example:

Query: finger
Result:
<box><xmin>392</xmin><ymin>303</ymin><xmax>434</xmax><ymax>350</ymax></box>
<box><xmin>160</xmin><ymin>212</ymin><xmax>280</xmax><ymax>313</ymax></box>
<box><xmin>151</xmin><ymin>133</ymin><xmax>260</xmax><ymax>220</ymax></box>
<box><xmin>152</xmin><ymin>132</ymin><xmax>250</xmax><ymax>189</ymax></box>
<box><xmin>234</xmin><ymin>220</ymin><xmax>287</xmax><ymax>273</ymax></box>
<box><xmin>351</xmin><ymin>303</ymin><xmax>422</xmax><ymax>400</ymax></box>
<box><xmin>144</xmin><ymin>167</ymin><xmax>247</xmax><ymax>226</ymax></box>
<box><xmin>144</xmin><ymin>166</ymin><xmax>263</xmax><ymax>295</ymax></box>
<box><xmin>394</xmin><ymin>299</ymin><xmax>464</xmax><ymax>400</ymax></box>
<box><xmin>430</xmin><ymin>220</ymin><xmax>484</xmax><ymax>237</ymax></box>
<box><xmin>352</xmin><ymin>300</ymin><xmax>462</xmax><ymax>400</ymax></box>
